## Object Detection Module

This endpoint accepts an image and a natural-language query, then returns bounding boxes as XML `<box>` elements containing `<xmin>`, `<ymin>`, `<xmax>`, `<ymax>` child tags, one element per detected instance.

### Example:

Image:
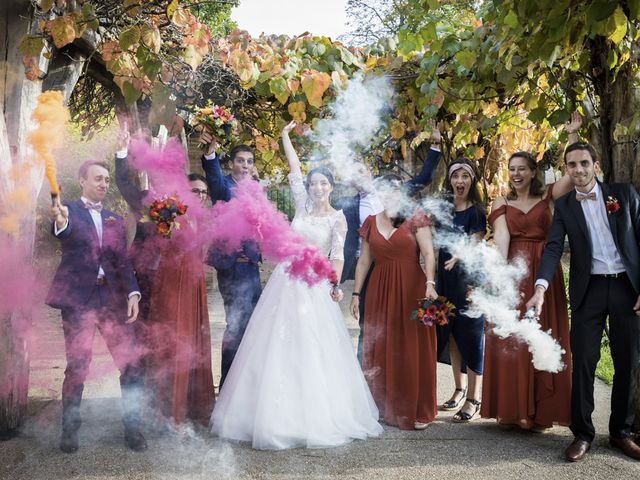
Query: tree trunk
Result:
<box><xmin>0</xmin><ymin>0</ymin><xmax>45</xmax><ymax>438</ymax></box>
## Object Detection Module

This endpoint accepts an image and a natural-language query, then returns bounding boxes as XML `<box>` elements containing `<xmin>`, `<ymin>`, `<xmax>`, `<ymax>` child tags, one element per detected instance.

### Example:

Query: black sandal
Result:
<box><xmin>441</xmin><ymin>387</ymin><xmax>467</xmax><ymax>411</ymax></box>
<box><xmin>452</xmin><ymin>398</ymin><xmax>481</xmax><ymax>423</ymax></box>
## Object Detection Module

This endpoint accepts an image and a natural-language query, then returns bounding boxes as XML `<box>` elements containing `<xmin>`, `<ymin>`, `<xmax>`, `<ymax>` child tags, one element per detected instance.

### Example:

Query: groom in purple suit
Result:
<box><xmin>46</xmin><ymin>160</ymin><xmax>146</xmax><ymax>453</ymax></box>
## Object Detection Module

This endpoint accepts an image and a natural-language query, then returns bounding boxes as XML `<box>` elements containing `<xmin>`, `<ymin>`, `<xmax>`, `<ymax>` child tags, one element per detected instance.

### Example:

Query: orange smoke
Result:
<box><xmin>27</xmin><ymin>90</ymin><xmax>70</xmax><ymax>195</ymax></box>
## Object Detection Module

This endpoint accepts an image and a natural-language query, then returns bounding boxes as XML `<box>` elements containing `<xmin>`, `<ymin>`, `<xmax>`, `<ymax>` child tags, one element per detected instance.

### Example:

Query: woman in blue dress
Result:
<box><xmin>436</xmin><ymin>158</ymin><xmax>487</xmax><ymax>422</ymax></box>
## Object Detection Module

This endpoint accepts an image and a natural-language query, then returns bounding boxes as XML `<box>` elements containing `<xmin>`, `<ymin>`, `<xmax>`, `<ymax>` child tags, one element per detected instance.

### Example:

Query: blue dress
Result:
<box><xmin>436</xmin><ymin>204</ymin><xmax>486</xmax><ymax>375</ymax></box>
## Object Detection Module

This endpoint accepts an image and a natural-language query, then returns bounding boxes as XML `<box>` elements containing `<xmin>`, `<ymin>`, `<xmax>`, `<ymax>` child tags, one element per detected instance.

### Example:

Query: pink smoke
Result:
<box><xmin>127</xmin><ymin>139</ymin><xmax>335</xmax><ymax>286</ymax></box>
<box><xmin>209</xmin><ymin>179</ymin><xmax>335</xmax><ymax>286</ymax></box>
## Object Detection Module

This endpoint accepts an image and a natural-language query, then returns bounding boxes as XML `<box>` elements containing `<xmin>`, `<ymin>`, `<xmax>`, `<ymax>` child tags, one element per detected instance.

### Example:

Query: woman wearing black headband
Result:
<box><xmin>437</xmin><ymin>158</ymin><xmax>487</xmax><ymax>422</ymax></box>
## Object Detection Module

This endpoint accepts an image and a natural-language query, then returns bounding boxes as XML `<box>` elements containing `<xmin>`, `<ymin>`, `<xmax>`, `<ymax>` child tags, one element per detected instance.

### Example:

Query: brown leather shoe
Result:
<box><xmin>610</xmin><ymin>436</ymin><xmax>640</xmax><ymax>460</ymax></box>
<box><xmin>565</xmin><ymin>437</ymin><xmax>591</xmax><ymax>462</ymax></box>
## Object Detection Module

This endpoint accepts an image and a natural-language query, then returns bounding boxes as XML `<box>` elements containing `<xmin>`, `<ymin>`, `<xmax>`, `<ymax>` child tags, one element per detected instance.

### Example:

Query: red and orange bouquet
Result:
<box><xmin>410</xmin><ymin>296</ymin><xmax>456</xmax><ymax>327</ymax></box>
<box><xmin>147</xmin><ymin>195</ymin><xmax>188</xmax><ymax>238</ymax></box>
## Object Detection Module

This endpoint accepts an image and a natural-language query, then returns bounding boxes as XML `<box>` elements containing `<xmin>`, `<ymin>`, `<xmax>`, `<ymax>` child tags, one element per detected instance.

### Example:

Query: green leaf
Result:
<box><xmin>528</xmin><ymin>107</ymin><xmax>547</xmax><ymax>123</ymax></box>
<box><xmin>122</xmin><ymin>81</ymin><xmax>141</xmax><ymax>105</ymax></box>
<box><xmin>82</xmin><ymin>3</ymin><xmax>99</xmax><ymax>31</ymax></box>
<box><xmin>455</xmin><ymin>50</ymin><xmax>475</xmax><ymax>70</ymax></box>
<box><xmin>166</xmin><ymin>0</ymin><xmax>179</xmax><ymax>19</ymax></box>
<box><xmin>592</xmin><ymin>6</ymin><xmax>628</xmax><ymax>44</ymax></box>
<box><xmin>19</xmin><ymin>35</ymin><xmax>45</xmax><ymax>57</ymax></box>
<box><xmin>426</xmin><ymin>0</ymin><xmax>439</xmax><ymax>9</ymax></box>
<box><xmin>419</xmin><ymin>23</ymin><xmax>438</xmax><ymax>42</ymax></box>
<box><xmin>630</xmin><ymin>0</ymin><xmax>640</xmax><ymax>21</ymax></box>
<box><xmin>119</xmin><ymin>26</ymin><xmax>141</xmax><ymax>51</ymax></box>
<box><xmin>269</xmin><ymin>77</ymin><xmax>289</xmax><ymax>104</ymax></box>
<box><xmin>548</xmin><ymin>108</ymin><xmax>570</xmax><ymax>126</ymax></box>
<box><xmin>607</xmin><ymin>48</ymin><xmax>618</xmax><ymax>69</ymax></box>
<box><xmin>587</xmin><ymin>0</ymin><xmax>618</xmax><ymax>24</ymax></box>
<box><xmin>504</xmin><ymin>10</ymin><xmax>518</xmax><ymax>29</ymax></box>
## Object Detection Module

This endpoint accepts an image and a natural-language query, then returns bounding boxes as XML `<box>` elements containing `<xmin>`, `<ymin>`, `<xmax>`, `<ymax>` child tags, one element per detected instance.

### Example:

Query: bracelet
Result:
<box><xmin>352</xmin><ymin>292</ymin><xmax>360</xmax><ymax>297</ymax></box>
<box><xmin>426</xmin><ymin>280</ymin><xmax>436</xmax><ymax>286</ymax></box>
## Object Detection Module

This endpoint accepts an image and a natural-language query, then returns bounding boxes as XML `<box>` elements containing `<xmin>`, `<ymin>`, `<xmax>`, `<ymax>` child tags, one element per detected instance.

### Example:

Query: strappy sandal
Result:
<box><xmin>452</xmin><ymin>398</ymin><xmax>481</xmax><ymax>423</ymax></box>
<box><xmin>441</xmin><ymin>387</ymin><xmax>467</xmax><ymax>411</ymax></box>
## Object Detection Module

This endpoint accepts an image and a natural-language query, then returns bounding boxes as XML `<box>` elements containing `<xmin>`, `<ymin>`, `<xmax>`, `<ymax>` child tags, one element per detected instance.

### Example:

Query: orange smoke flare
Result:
<box><xmin>27</xmin><ymin>90</ymin><xmax>70</xmax><ymax>196</ymax></box>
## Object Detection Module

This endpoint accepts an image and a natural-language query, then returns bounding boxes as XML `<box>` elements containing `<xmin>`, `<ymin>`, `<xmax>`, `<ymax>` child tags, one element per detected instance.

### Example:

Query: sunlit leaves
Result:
<box><xmin>119</xmin><ymin>26</ymin><xmax>141</xmax><ymax>51</ymax></box>
<box><xmin>301</xmin><ymin>70</ymin><xmax>331</xmax><ymax>108</ymax></box>
<box><xmin>46</xmin><ymin>14</ymin><xmax>77</xmax><ymax>49</ymax></box>
<box><xmin>288</xmin><ymin>102</ymin><xmax>307</xmax><ymax>124</ymax></box>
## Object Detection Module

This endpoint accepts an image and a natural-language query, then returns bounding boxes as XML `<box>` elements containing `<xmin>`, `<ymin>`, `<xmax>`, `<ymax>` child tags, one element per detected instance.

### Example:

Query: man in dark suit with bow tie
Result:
<box><xmin>46</xmin><ymin>160</ymin><xmax>146</xmax><ymax>453</ymax></box>
<box><xmin>527</xmin><ymin>141</ymin><xmax>640</xmax><ymax>462</ymax></box>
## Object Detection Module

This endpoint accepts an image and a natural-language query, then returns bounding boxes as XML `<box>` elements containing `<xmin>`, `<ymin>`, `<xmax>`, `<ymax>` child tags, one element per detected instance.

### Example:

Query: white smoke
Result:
<box><xmin>309</xmin><ymin>72</ymin><xmax>393</xmax><ymax>186</ymax></box>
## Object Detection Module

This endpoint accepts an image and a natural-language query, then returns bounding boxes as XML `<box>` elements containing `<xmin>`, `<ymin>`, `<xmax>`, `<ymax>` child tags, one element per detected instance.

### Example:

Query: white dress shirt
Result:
<box><xmin>357</xmin><ymin>191</ymin><xmax>384</xmax><ymax>256</ymax></box>
<box><xmin>536</xmin><ymin>183</ymin><xmax>624</xmax><ymax>290</ymax></box>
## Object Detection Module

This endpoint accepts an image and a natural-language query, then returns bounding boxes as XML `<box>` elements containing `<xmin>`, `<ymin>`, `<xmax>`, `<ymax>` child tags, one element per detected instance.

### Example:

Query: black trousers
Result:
<box><xmin>570</xmin><ymin>274</ymin><xmax>640</xmax><ymax>441</ymax></box>
<box><xmin>217</xmin><ymin>262</ymin><xmax>262</xmax><ymax>389</ymax></box>
<box><xmin>60</xmin><ymin>284</ymin><xmax>143</xmax><ymax>433</ymax></box>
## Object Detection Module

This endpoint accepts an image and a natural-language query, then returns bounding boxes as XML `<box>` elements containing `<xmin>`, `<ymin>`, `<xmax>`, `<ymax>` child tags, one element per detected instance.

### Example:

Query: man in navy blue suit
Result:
<box><xmin>46</xmin><ymin>160</ymin><xmax>146</xmax><ymax>453</ymax></box>
<box><xmin>199</xmin><ymin>131</ymin><xmax>262</xmax><ymax>388</ymax></box>
<box><xmin>339</xmin><ymin>128</ymin><xmax>443</xmax><ymax>363</ymax></box>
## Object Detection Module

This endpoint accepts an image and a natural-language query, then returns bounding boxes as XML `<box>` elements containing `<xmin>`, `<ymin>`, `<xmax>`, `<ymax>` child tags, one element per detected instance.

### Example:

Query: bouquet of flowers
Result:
<box><xmin>146</xmin><ymin>195</ymin><xmax>188</xmax><ymax>238</ymax></box>
<box><xmin>410</xmin><ymin>296</ymin><xmax>456</xmax><ymax>327</ymax></box>
<box><xmin>193</xmin><ymin>104</ymin><xmax>238</xmax><ymax>147</ymax></box>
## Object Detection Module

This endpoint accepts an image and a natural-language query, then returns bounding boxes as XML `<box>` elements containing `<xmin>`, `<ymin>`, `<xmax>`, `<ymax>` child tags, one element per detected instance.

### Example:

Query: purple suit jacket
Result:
<box><xmin>46</xmin><ymin>200</ymin><xmax>139</xmax><ymax>311</ymax></box>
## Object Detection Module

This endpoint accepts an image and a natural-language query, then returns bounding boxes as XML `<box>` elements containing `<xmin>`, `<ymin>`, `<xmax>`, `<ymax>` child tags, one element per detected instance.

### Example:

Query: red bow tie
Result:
<box><xmin>576</xmin><ymin>192</ymin><xmax>596</xmax><ymax>202</ymax></box>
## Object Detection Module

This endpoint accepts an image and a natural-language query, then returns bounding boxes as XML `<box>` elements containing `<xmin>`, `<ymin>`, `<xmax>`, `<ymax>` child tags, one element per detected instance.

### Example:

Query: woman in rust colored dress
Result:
<box><xmin>146</xmin><ymin>175</ymin><xmax>215</xmax><ymax>427</ymax></box>
<box><xmin>482</xmin><ymin>148</ymin><xmax>575</xmax><ymax>431</ymax></box>
<box><xmin>350</xmin><ymin>174</ymin><xmax>438</xmax><ymax>430</ymax></box>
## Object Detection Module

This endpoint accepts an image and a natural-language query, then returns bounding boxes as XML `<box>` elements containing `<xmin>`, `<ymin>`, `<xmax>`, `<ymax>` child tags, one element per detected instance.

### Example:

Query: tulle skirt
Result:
<box><xmin>210</xmin><ymin>264</ymin><xmax>382</xmax><ymax>450</ymax></box>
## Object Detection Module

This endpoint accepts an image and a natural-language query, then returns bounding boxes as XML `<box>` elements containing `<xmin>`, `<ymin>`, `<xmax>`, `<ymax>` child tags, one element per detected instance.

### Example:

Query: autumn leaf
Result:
<box><xmin>390</xmin><ymin>120</ymin><xmax>406</xmax><ymax>140</ymax></box>
<box><xmin>182</xmin><ymin>44</ymin><xmax>203</xmax><ymax>70</ymax></box>
<box><xmin>39</xmin><ymin>0</ymin><xmax>54</xmax><ymax>11</ymax></box>
<box><xmin>22</xmin><ymin>55</ymin><xmax>41</xmax><ymax>81</ymax></box>
<box><xmin>123</xmin><ymin>0</ymin><xmax>141</xmax><ymax>17</ymax></box>
<box><xmin>287</xmin><ymin>79</ymin><xmax>300</xmax><ymax>95</ymax></box>
<box><xmin>141</xmin><ymin>24</ymin><xmax>162</xmax><ymax>54</ymax></box>
<box><xmin>301</xmin><ymin>70</ymin><xmax>331</xmax><ymax>108</ymax></box>
<box><xmin>19</xmin><ymin>36</ymin><xmax>45</xmax><ymax>57</ymax></box>
<box><xmin>171</xmin><ymin>7</ymin><xmax>191</xmax><ymax>28</ymax></box>
<box><xmin>122</xmin><ymin>80</ymin><xmax>142</xmax><ymax>105</ymax></box>
<box><xmin>46</xmin><ymin>15</ymin><xmax>77</xmax><ymax>49</ymax></box>
<box><xmin>255</xmin><ymin>135</ymin><xmax>270</xmax><ymax>153</ymax></box>
<box><xmin>288</xmin><ymin>101</ymin><xmax>307</xmax><ymax>124</ymax></box>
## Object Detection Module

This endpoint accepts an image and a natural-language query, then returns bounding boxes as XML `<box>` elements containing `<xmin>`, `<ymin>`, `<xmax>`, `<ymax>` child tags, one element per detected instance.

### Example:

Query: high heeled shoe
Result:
<box><xmin>441</xmin><ymin>387</ymin><xmax>467</xmax><ymax>411</ymax></box>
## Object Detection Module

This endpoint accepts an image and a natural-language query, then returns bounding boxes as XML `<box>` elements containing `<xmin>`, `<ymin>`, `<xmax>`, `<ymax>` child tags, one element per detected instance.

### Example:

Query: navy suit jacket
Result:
<box><xmin>46</xmin><ymin>200</ymin><xmax>139</xmax><ymax>311</ymax></box>
<box><xmin>201</xmin><ymin>154</ymin><xmax>261</xmax><ymax>269</ymax></box>
<box><xmin>337</xmin><ymin>147</ymin><xmax>442</xmax><ymax>282</ymax></box>
<box><xmin>115</xmin><ymin>155</ymin><xmax>160</xmax><ymax>273</ymax></box>
<box><xmin>537</xmin><ymin>182</ymin><xmax>640</xmax><ymax>310</ymax></box>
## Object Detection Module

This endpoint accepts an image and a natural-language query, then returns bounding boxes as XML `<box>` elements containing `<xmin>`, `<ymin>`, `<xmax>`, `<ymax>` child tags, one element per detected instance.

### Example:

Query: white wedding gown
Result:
<box><xmin>210</xmin><ymin>172</ymin><xmax>382</xmax><ymax>450</ymax></box>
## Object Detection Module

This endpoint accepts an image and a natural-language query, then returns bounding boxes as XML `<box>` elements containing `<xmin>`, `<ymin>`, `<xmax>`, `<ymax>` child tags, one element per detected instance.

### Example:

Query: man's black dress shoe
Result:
<box><xmin>610</xmin><ymin>436</ymin><xmax>640</xmax><ymax>460</ymax></box>
<box><xmin>124</xmin><ymin>428</ymin><xmax>148</xmax><ymax>452</ymax></box>
<box><xmin>565</xmin><ymin>437</ymin><xmax>591</xmax><ymax>462</ymax></box>
<box><xmin>60</xmin><ymin>429</ymin><xmax>79</xmax><ymax>453</ymax></box>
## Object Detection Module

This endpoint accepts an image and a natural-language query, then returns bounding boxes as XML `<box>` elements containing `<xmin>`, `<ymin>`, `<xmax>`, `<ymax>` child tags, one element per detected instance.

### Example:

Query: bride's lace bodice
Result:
<box><xmin>288</xmin><ymin>173</ymin><xmax>347</xmax><ymax>260</ymax></box>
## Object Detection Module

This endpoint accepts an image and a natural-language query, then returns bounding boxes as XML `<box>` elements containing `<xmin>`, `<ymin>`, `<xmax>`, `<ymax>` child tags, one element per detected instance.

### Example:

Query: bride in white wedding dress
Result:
<box><xmin>210</xmin><ymin>122</ymin><xmax>382</xmax><ymax>450</ymax></box>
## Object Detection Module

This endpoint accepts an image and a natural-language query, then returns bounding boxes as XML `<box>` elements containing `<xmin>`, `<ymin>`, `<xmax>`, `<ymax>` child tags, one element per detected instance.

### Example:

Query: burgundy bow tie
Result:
<box><xmin>576</xmin><ymin>192</ymin><xmax>596</xmax><ymax>202</ymax></box>
<box><xmin>84</xmin><ymin>201</ymin><xmax>103</xmax><ymax>212</ymax></box>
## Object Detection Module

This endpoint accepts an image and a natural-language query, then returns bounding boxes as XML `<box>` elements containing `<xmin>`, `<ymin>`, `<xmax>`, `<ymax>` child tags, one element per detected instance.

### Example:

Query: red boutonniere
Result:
<box><xmin>605</xmin><ymin>196</ymin><xmax>620</xmax><ymax>214</ymax></box>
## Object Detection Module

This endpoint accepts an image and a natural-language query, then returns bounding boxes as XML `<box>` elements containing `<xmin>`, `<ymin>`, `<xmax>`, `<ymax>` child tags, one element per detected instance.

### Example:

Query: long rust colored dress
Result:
<box><xmin>146</xmin><ymin>228</ymin><xmax>215</xmax><ymax>427</ymax></box>
<box><xmin>361</xmin><ymin>214</ymin><xmax>437</xmax><ymax>430</ymax></box>
<box><xmin>482</xmin><ymin>187</ymin><xmax>571</xmax><ymax>428</ymax></box>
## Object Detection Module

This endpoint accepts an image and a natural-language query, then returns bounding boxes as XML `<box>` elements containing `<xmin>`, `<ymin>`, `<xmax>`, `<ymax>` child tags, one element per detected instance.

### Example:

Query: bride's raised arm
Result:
<box><xmin>281</xmin><ymin>121</ymin><xmax>303</xmax><ymax>178</ymax></box>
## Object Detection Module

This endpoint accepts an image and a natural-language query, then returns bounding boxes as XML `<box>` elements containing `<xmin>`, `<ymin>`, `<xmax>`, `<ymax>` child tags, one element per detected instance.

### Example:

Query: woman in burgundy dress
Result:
<box><xmin>482</xmin><ymin>145</ymin><xmax>575</xmax><ymax>431</ymax></box>
<box><xmin>146</xmin><ymin>174</ymin><xmax>215</xmax><ymax>427</ymax></box>
<box><xmin>350</xmin><ymin>175</ymin><xmax>438</xmax><ymax>430</ymax></box>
